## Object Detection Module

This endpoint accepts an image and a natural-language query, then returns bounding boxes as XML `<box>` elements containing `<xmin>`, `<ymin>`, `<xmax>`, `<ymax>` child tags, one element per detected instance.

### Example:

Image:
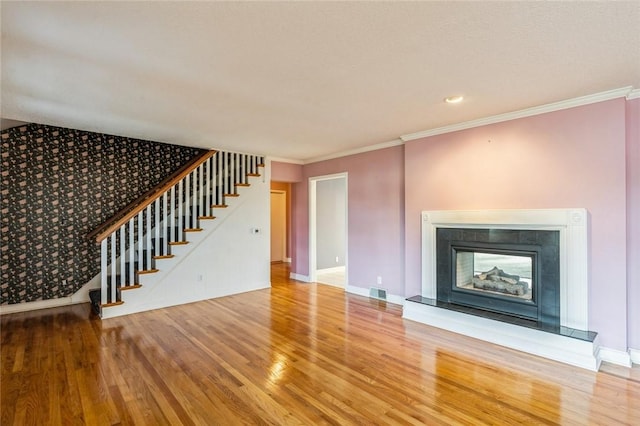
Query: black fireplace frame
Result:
<box><xmin>436</xmin><ymin>228</ymin><xmax>560</xmax><ymax>326</ymax></box>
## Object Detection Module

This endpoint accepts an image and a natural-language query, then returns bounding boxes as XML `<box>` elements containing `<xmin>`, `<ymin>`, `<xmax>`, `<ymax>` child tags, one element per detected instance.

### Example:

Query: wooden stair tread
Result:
<box><xmin>153</xmin><ymin>255</ymin><xmax>175</xmax><ymax>260</ymax></box>
<box><xmin>137</xmin><ymin>269</ymin><xmax>160</xmax><ymax>275</ymax></box>
<box><xmin>168</xmin><ymin>241</ymin><xmax>189</xmax><ymax>245</ymax></box>
<box><xmin>235</xmin><ymin>183</ymin><xmax>250</xmax><ymax>187</ymax></box>
<box><xmin>184</xmin><ymin>228</ymin><xmax>203</xmax><ymax>232</ymax></box>
<box><xmin>101</xmin><ymin>301</ymin><xmax>124</xmax><ymax>308</ymax></box>
<box><xmin>247</xmin><ymin>173</ymin><xmax>261</xmax><ymax>177</ymax></box>
<box><xmin>120</xmin><ymin>284</ymin><xmax>143</xmax><ymax>291</ymax></box>
<box><xmin>257</xmin><ymin>163</ymin><xmax>265</xmax><ymax>167</ymax></box>
<box><xmin>211</xmin><ymin>204</ymin><xmax>228</xmax><ymax>208</ymax></box>
<box><xmin>224</xmin><ymin>193</ymin><xmax>240</xmax><ymax>197</ymax></box>
<box><xmin>198</xmin><ymin>216</ymin><xmax>216</xmax><ymax>220</ymax></box>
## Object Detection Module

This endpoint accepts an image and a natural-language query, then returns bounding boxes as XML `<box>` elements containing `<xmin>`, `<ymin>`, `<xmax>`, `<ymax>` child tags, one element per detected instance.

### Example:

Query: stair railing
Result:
<box><xmin>91</xmin><ymin>150</ymin><xmax>265</xmax><ymax>307</ymax></box>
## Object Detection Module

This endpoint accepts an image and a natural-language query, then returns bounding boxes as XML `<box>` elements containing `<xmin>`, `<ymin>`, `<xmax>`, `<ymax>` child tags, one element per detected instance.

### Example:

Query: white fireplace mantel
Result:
<box><xmin>421</xmin><ymin>208</ymin><xmax>588</xmax><ymax>332</ymax></box>
<box><xmin>404</xmin><ymin>208</ymin><xmax>597</xmax><ymax>370</ymax></box>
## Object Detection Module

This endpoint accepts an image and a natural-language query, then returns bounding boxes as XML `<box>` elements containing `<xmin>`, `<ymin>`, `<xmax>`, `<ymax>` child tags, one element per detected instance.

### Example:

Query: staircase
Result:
<box><xmin>88</xmin><ymin>150</ymin><xmax>266</xmax><ymax>318</ymax></box>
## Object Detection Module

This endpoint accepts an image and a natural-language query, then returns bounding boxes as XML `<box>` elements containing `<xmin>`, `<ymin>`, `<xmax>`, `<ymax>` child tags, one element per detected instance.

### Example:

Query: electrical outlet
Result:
<box><xmin>335</xmin><ymin>256</ymin><xmax>339</xmax><ymax>263</ymax></box>
<box><xmin>377</xmin><ymin>276</ymin><xmax>382</xmax><ymax>285</ymax></box>
<box><xmin>197</xmin><ymin>274</ymin><xmax>203</xmax><ymax>282</ymax></box>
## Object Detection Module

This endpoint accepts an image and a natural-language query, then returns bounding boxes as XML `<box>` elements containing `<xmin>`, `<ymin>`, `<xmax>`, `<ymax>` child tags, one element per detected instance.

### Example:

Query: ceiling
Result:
<box><xmin>2</xmin><ymin>2</ymin><xmax>639</xmax><ymax>163</ymax></box>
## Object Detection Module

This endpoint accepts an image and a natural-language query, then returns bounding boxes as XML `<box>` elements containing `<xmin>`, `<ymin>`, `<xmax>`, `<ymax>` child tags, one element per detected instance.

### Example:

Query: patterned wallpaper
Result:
<box><xmin>1</xmin><ymin>123</ymin><xmax>204</xmax><ymax>305</ymax></box>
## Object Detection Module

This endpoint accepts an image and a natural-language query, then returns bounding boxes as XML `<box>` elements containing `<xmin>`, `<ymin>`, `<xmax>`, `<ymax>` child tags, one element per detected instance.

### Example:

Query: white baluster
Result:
<box><xmin>170</xmin><ymin>185</ymin><xmax>176</xmax><ymax>242</ymax></box>
<box><xmin>177</xmin><ymin>180</ymin><xmax>184</xmax><ymax>240</ymax></box>
<box><xmin>199</xmin><ymin>163</ymin><xmax>204</xmax><ymax>218</ymax></box>
<box><xmin>185</xmin><ymin>173</ymin><xmax>190</xmax><ymax>229</ymax></box>
<box><xmin>219</xmin><ymin>152</ymin><xmax>224</xmax><ymax>204</ymax></box>
<box><xmin>154</xmin><ymin>198</ymin><xmax>160</xmax><ymax>257</ymax></box>
<box><xmin>221</xmin><ymin>151</ymin><xmax>226</xmax><ymax>199</ymax></box>
<box><xmin>206</xmin><ymin>156</ymin><xmax>212</xmax><ymax>216</ymax></box>
<box><xmin>138</xmin><ymin>212</ymin><xmax>143</xmax><ymax>272</ymax></box>
<box><xmin>162</xmin><ymin>191</ymin><xmax>168</xmax><ymax>256</ymax></box>
<box><xmin>231</xmin><ymin>153</ymin><xmax>236</xmax><ymax>192</ymax></box>
<box><xmin>100</xmin><ymin>239</ymin><xmax>107</xmax><ymax>305</ymax></box>
<box><xmin>192</xmin><ymin>169</ymin><xmax>198</xmax><ymax>227</ymax></box>
<box><xmin>119</xmin><ymin>226</ymin><xmax>126</xmax><ymax>287</ymax></box>
<box><xmin>128</xmin><ymin>218</ymin><xmax>135</xmax><ymax>285</ymax></box>
<box><xmin>111</xmin><ymin>234</ymin><xmax>117</xmax><ymax>303</ymax></box>
<box><xmin>146</xmin><ymin>205</ymin><xmax>152</xmax><ymax>270</ymax></box>
<box><xmin>243</xmin><ymin>154</ymin><xmax>247</xmax><ymax>184</ymax></box>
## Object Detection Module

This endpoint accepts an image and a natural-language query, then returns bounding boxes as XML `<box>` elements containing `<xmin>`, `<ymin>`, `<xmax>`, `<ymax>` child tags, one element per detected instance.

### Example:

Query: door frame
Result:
<box><xmin>308</xmin><ymin>172</ymin><xmax>348</xmax><ymax>285</ymax></box>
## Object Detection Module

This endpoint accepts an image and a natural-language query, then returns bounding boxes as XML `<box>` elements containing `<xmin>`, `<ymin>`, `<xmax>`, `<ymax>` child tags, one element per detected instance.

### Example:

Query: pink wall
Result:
<box><xmin>626</xmin><ymin>98</ymin><xmax>640</xmax><ymax>350</ymax></box>
<box><xmin>271</xmin><ymin>161</ymin><xmax>303</xmax><ymax>182</ymax></box>
<box><xmin>291</xmin><ymin>146</ymin><xmax>405</xmax><ymax>295</ymax></box>
<box><xmin>404</xmin><ymin>99</ymin><xmax>628</xmax><ymax>350</ymax></box>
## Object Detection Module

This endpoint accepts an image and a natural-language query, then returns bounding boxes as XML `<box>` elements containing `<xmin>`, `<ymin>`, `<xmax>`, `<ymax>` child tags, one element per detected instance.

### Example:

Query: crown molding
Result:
<box><xmin>401</xmin><ymin>86</ymin><xmax>635</xmax><ymax>142</ymax></box>
<box><xmin>272</xmin><ymin>86</ymin><xmax>637</xmax><ymax>165</ymax></box>
<box><xmin>269</xmin><ymin>156</ymin><xmax>304</xmax><ymax>165</ymax></box>
<box><xmin>304</xmin><ymin>138</ymin><xmax>404</xmax><ymax>165</ymax></box>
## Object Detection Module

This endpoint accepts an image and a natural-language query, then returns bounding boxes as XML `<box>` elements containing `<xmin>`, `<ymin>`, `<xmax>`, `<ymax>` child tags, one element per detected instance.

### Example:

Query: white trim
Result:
<box><xmin>269</xmin><ymin>156</ymin><xmax>304</xmax><ymax>165</ymax></box>
<box><xmin>305</xmin><ymin>139</ymin><xmax>404</xmax><ymax>164</ymax></box>
<box><xmin>285</xmin><ymin>257</ymin><xmax>292</xmax><ymax>263</ymax></box>
<box><xmin>316</xmin><ymin>266</ymin><xmax>345</xmax><ymax>274</ymax></box>
<box><xmin>308</xmin><ymin>172</ymin><xmax>348</xmax><ymax>287</ymax></box>
<box><xmin>597</xmin><ymin>347</ymin><xmax>633</xmax><ymax>368</ymax></box>
<box><xmin>1</xmin><ymin>297</ymin><xmax>76</xmax><ymax>315</ymax></box>
<box><xmin>290</xmin><ymin>272</ymin><xmax>311</xmax><ymax>282</ymax></box>
<box><xmin>402</xmin><ymin>86</ymin><xmax>634</xmax><ymax>141</ymax></box>
<box><xmin>403</xmin><ymin>301</ymin><xmax>600</xmax><ymax>371</ymax></box>
<box><xmin>421</xmin><ymin>208</ymin><xmax>589</xmax><ymax>331</ymax></box>
<box><xmin>627</xmin><ymin>89</ymin><xmax>640</xmax><ymax>100</ymax></box>
<box><xmin>629</xmin><ymin>348</ymin><xmax>640</xmax><ymax>365</ymax></box>
<box><xmin>0</xmin><ymin>275</ymin><xmax>100</xmax><ymax>315</ymax></box>
<box><xmin>345</xmin><ymin>285</ymin><xmax>405</xmax><ymax>306</ymax></box>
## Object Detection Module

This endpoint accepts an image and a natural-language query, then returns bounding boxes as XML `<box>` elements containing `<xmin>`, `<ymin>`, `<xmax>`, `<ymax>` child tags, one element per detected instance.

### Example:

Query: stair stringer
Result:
<box><xmin>100</xmin><ymin>175</ymin><xmax>270</xmax><ymax>319</ymax></box>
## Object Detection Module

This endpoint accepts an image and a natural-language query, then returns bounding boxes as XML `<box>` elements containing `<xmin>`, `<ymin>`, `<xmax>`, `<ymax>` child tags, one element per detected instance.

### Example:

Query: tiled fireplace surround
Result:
<box><xmin>402</xmin><ymin>208</ymin><xmax>601</xmax><ymax>371</ymax></box>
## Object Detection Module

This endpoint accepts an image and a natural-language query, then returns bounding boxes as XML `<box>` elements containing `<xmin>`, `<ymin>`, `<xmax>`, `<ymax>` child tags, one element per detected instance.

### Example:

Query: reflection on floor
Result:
<box><xmin>316</xmin><ymin>266</ymin><xmax>345</xmax><ymax>287</ymax></box>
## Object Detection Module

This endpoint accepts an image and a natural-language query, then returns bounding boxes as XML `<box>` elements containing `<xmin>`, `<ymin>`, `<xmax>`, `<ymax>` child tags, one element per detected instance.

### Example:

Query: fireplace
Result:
<box><xmin>403</xmin><ymin>209</ymin><xmax>600</xmax><ymax>370</ymax></box>
<box><xmin>436</xmin><ymin>228</ymin><xmax>560</xmax><ymax>325</ymax></box>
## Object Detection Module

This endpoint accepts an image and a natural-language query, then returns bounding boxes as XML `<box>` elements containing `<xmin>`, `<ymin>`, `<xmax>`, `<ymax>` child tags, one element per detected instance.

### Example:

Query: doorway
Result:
<box><xmin>270</xmin><ymin>190</ymin><xmax>287</xmax><ymax>262</ymax></box>
<box><xmin>309</xmin><ymin>173</ymin><xmax>347</xmax><ymax>287</ymax></box>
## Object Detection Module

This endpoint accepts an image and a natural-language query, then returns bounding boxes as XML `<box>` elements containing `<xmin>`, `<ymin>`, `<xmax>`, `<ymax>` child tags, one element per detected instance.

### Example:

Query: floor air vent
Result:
<box><xmin>369</xmin><ymin>287</ymin><xmax>387</xmax><ymax>300</ymax></box>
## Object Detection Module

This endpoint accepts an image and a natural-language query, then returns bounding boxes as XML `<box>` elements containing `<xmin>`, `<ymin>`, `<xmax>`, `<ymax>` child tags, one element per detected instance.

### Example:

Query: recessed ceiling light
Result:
<box><xmin>444</xmin><ymin>95</ymin><xmax>464</xmax><ymax>104</ymax></box>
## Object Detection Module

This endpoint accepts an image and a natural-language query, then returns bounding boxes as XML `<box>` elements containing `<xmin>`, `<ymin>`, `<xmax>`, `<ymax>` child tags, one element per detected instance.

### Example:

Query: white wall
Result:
<box><xmin>102</xmin><ymin>172</ymin><xmax>271</xmax><ymax>318</ymax></box>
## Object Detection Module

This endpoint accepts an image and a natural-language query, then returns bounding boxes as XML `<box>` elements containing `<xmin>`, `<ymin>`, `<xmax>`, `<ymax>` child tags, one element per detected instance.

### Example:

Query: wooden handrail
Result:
<box><xmin>88</xmin><ymin>149</ymin><xmax>216</xmax><ymax>243</ymax></box>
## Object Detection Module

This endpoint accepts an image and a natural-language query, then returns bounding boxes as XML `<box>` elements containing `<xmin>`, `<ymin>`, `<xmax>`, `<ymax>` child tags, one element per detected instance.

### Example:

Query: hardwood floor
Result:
<box><xmin>2</xmin><ymin>263</ymin><xmax>639</xmax><ymax>425</ymax></box>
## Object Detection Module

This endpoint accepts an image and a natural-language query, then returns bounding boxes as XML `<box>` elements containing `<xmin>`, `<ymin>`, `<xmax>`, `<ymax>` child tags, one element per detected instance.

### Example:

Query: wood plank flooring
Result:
<box><xmin>2</xmin><ymin>263</ymin><xmax>639</xmax><ymax>425</ymax></box>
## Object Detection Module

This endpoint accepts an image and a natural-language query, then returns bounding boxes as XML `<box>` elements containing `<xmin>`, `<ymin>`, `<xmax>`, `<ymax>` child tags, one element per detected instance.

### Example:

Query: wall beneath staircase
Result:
<box><xmin>105</xmin><ymin>166</ymin><xmax>271</xmax><ymax>317</ymax></box>
<box><xmin>0</xmin><ymin>123</ymin><xmax>204</xmax><ymax>305</ymax></box>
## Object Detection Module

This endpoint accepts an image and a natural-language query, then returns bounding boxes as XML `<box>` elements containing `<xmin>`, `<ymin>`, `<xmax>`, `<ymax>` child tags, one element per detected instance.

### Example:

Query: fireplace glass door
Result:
<box><xmin>455</xmin><ymin>250</ymin><xmax>533</xmax><ymax>301</ymax></box>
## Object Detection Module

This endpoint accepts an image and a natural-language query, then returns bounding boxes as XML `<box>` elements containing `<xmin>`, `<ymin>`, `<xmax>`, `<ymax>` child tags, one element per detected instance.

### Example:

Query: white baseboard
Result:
<box><xmin>285</xmin><ymin>257</ymin><xmax>292</xmax><ymax>263</ymax></box>
<box><xmin>316</xmin><ymin>266</ymin><xmax>346</xmax><ymax>274</ymax></box>
<box><xmin>597</xmin><ymin>347</ymin><xmax>633</xmax><ymax>367</ymax></box>
<box><xmin>290</xmin><ymin>272</ymin><xmax>311</xmax><ymax>282</ymax></box>
<box><xmin>345</xmin><ymin>285</ymin><xmax>405</xmax><ymax>306</ymax></box>
<box><xmin>630</xmin><ymin>348</ymin><xmax>640</xmax><ymax>365</ymax></box>
<box><xmin>0</xmin><ymin>275</ymin><xmax>100</xmax><ymax>316</ymax></box>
